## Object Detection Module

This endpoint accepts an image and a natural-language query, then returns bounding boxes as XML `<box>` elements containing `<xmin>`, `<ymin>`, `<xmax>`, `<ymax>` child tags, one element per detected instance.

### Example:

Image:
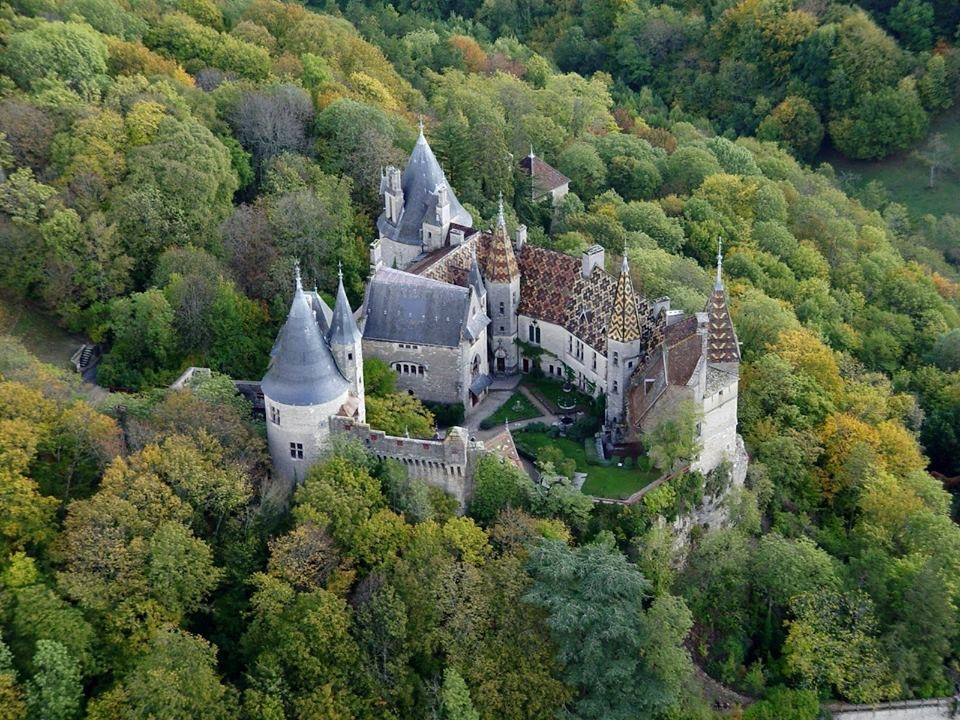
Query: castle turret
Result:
<box><xmin>328</xmin><ymin>263</ymin><xmax>366</xmax><ymax>423</ymax></box>
<box><xmin>485</xmin><ymin>195</ymin><xmax>521</xmax><ymax>375</ymax></box>
<box><xmin>262</xmin><ymin>266</ymin><xmax>352</xmax><ymax>488</ymax></box>
<box><xmin>605</xmin><ymin>255</ymin><xmax>644</xmax><ymax>427</ymax></box>
<box><xmin>376</xmin><ymin>118</ymin><xmax>472</xmax><ymax>269</ymax></box>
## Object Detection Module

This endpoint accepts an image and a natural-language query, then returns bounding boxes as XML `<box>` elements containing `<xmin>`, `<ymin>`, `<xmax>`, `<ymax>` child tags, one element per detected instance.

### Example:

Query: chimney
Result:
<box><xmin>369</xmin><ymin>239</ymin><xmax>383</xmax><ymax>274</ymax></box>
<box><xmin>581</xmin><ymin>244</ymin><xmax>605</xmax><ymax>279</ymax></box>
<box><xmin>514</xmin><ymin>224</ymin><xmax>527</xmax><ymax>251</ymax></box>
<box><xmin>449</xmin><ymin>227</ymin><xmax>465</xmax><ymax>247</ymax></box>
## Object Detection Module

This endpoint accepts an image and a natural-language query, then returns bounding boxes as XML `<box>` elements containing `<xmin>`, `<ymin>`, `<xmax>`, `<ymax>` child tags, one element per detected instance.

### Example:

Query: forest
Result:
<box><xmin>0</xmin><ymin>0</ymin><xmax>959</xmax><ymax>717</ymax></box>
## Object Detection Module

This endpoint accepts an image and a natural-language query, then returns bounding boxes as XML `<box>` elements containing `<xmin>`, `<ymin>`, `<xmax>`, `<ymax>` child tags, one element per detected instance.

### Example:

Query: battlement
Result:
<box><xmin>329</xmin><ymin>415</ymin><xmax>480</xmax><ymax>507</ymax></box>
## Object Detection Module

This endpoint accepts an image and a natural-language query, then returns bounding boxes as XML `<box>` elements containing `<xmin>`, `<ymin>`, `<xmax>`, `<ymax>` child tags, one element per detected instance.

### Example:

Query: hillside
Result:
<box><xmin>0</xmin><ymin>0</ymin><xmax>959</xmax><ymax>718</ymax></box>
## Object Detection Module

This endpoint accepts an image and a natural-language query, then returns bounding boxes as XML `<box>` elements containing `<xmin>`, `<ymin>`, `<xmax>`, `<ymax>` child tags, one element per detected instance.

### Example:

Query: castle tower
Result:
<box><xmin>695</xmin><ymin>238</ymin><xmax>742</xmax><ymax>473</ymax></box>
<box><xmin>328</xmin><ymin>263</ymin><xmax>366</xmax><ymax>424</ymax></box>
<box><xmin>376</xmin><ymin>118</ymin><xmax>472</xmax><ymax>269</ymax></box>
<box><xmin>605</xmin><ymin>255</ymin><xmax>644</xmax><ymax>427</ymax></box>
<box><xmin>261</xmin><ymin>266</ymin><xmax>353</xmax><ymax>488</ymax></box>
<box><xmin>484</xmin><ymin>195</ymin><xmax>521</xmax><ymax>375</ymax></box>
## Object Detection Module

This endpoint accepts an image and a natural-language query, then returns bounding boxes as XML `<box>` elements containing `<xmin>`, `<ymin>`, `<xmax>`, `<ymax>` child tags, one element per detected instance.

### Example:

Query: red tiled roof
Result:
<box><xmin>706</xmin><ymin>288</ymin><xmax>740</xmax><ymax>363</ymax></box>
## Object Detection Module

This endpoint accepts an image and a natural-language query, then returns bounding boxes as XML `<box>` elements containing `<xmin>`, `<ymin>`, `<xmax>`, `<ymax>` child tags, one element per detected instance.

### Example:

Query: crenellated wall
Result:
<box><xmin>329</xmin><ymin>415</ymin><xmax>482</xmax><ymax>507</ymax></box>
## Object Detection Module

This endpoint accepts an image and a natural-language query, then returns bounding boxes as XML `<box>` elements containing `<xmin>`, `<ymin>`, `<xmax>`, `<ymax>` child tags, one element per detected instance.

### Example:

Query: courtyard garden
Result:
<box><xmin>479</xmin><ymin>391</ymin><xmax>542</xmax><ymax>429</ymax></box>
<box><xmin>513</xmin><ymin>428</ymin><xmax>661</xmax><ymax>499</ymax></box>
<box><xmin>521</xmin><ymin>373</ymin><xmax>595</xmax><ymax>414</ymax></box>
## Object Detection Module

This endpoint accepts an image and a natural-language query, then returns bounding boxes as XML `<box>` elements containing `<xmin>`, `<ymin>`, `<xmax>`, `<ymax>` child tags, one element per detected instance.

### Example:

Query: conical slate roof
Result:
<box><xmin>328</xmin><ymin>267</ymin><xmax>360</xmax><ymax>346</ymax></box>
<box><xmin>467</xmin><ymin>245</ymin><xmax>484</xmax><ymax>296</ymax></box>
<box><xmin>262</xmin><ymin>273</ymin><xmax>350</xmax><ymax>406</ymax></box>
<box><xmin>608</xmin><ymin>256</ymin><xmax>643</xmax><ymax>342</ymax></box>
<box><xmin>376</xmin><ymin>127</ymin><xmax>472</xmax><ymax>247</ymax></box>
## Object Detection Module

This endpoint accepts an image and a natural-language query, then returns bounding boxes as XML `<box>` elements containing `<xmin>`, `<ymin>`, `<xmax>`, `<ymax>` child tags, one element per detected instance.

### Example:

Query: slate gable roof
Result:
<box><xmin>376</xmin><ymin>131</ymin><xmax>472</xmax><ymax>247</ymax></box>
<box><xmin>262</xmin><ymin>281</ymin><xmax>350</xmax><ymax>406</ymax></box>
<box><xmin>363</xmin><ymin>268</ymin><xmax>480</xmax><ymax>348</ymax></box>
<box><xmin>518</xmin><ymin>152</ymin><xmax>570</xmax><ymax>200</ymax></box>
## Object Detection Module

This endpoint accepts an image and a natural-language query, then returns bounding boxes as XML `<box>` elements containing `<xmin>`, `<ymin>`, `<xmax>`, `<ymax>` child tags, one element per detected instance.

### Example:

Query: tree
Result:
<box><xmin>25</xmin><ymin>641</ymin><xmax>82</xmax><ymax>720</ymax></box>
<box><xmin>365</xmin><ymin>393</ymin><xmax>436</xmax><ymax>439</ymax></box>
<box><xmin>757</xmin><ymin>96</ymin><xmax>824</xmax><ymax>161</ymax></box>
<box><xmin>363</xmin><ymin>357</ymin><xmax>397</xmax><ymax>397</ymax></box>
<box><xmin>829</xmin><ymin>83</ymin><xmax>928</xmax><ymax>160</ymax></box>
<box><xmin>2</xmin><ymin>22</ymin><xmax>107</xmax><ymax>93</ymax></box>
<box><xmin>744</xmin><ymin>686</ymin><xmax>819</xmax><ymax>720</ymax></box>
<box><xmin>230</xmin><ymin>85</ymin><xmax>313</xmax><ymax>176</ymax></box>
<box><xmin>912</xmin><ymin>133</ymin><xmax>955</xmax><ymax>189</ymax></box>
<box><xmin>784</xmin><ymin>590</ymin><xmax>898</xmax><ymax>702</ymax></box>
<box><xmin>111</xmin><ymin>116</ymin><xmax>238</xmax><ymax>278</ymax></box>
<box><xmin>97</xmin><ymin>289</ymin><xmax>177</xmax><ymax>390</ymax></box>
<box><xmin>441</xmin><ymin>668</ymin><xmax>480</xmax><ymax>720</ymax></box>
<box><xmin>646</xmin><ymin>400</ymin><xmax>701</xmax><ymax>471</ymax></box>
<box><xmin>525</xmin><ymin>538</ymin><xmax>693</xmax><ymax>720</ymax></box>
<box><xmin>0</xmin><ymin>637</ymin><xmax>26</xmax><ymax>720</ymax></box>
<box><xmin>556</xmin><ymin>142</ymin><xmax>607</xmax><ymax>201</ymax></box>
<box><xmin>469</xmin><ymin>455</ymin><xmax>532</xmax><ymax>524</ymax></box>
<box><xmin>87</xmin><ymin>628</ymin><xmax>237</xmax><ymax>720</ymax></box>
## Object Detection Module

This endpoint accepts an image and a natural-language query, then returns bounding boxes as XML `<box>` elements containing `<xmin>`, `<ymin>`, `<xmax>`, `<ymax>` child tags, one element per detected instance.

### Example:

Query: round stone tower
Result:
<box><xmin>262</xmin><ymin>267</ymin><xmax>352</xmax><ymax>488</ymax></box>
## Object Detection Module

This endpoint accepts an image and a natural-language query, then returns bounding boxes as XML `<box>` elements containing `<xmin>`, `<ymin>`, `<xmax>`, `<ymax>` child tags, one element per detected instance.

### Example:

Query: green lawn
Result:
<box><xmin>513</xmin><ymin>429</ymin><xmax>660</xmax><ymax>499</ymax></box>
<box><xmin>522</xmin><ymin>374</ymin><xmax>593</xmax><ymax>414</ymax></box>
<box><xmin>481</xmin><ymin>391</ymin><xmax>542</xmax><ymax>428</ymax></box>
<box><xmin>821</xmin><ymin>105</ymin><xmax>960</xmax><ymax>219</ymax></box>
<box><xmin>0</xmin><ymin>294</ymin><xmax>85</xmax><ymax>370</ymax></box>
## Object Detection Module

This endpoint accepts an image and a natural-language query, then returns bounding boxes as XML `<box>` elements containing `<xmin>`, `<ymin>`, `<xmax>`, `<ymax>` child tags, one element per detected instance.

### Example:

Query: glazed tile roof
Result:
<box><xmin>706</xmin><ymin>287</ymin><xmax>740</xmax><ymax>363</ymax></box>
<box><xmin>608</xmin><ymin>257</ymin><xmax>643</xmax><ymax>342</ymax></box>
<box><xmin>485</xmin><ymin>215</ymin><xmax>519</xmax><ymax>282</ymax></box>
<box><xmin>418</xmin><ymin>236</ymin><xmax>662</xmax><ymax>355</ymax></box>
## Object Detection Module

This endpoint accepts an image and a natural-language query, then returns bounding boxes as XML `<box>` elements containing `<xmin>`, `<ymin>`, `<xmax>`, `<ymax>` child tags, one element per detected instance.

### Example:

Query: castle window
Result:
<box><xmin>644</xmin><ymin>378</ymin><xmax>655</xmax><ymax>394</ymax></box>
<box><xmin>270</xmin><ymin>406</ymin><xmax>280</xmax><ymax>425</ymax></box>
<box><xmin>348</xmin><ymin>352</ymin><xmax>353</xmax><ymax>360</ymax></box>
<box><xmin>613</xmin><ymin>381</ymin><xmax>619</xmax><ymax>393</ymax></box>
<box><xmin>613</xmin><ymin>351</ymin><xmax>619</xmax><ymax>367</ymax></box>
<box><xmin>568</xmin><ymin>335</ymin><xmax>573</xmax><ymax>352</ymax></box>
<box><xmin>289</xmin><ymin>442</ymin><xmax>303</xmax><ymax>460</ymax></box>
<box><xmin>499</xmin><ymin>301</ymin><xmax>505</xmax><ymax>315</ymax></box>
<box><xmin>499</xmin><ymin>325</ymin><xmax>505</xmax><ymax>332</ymax></box>
<box><xmin>592</xmin><ymin>352</ymin><xmax>597</xmax><ymax>370</ymax></box>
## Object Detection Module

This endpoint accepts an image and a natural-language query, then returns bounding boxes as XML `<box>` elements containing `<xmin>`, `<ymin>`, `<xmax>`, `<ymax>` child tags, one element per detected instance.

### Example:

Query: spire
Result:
<box><xmin>418</xmin><ymin>114</ymin><xmax>424</xmax><ymax>136</ymax></box>
<box><xmin>715</xmin><ymin>237</ymin><xmax>724</xmax><ymax>291</ymax></box>
<box><xmin>329</xmin><ymin>262</ymin><xmax>361</xmax><ymax>345</ymax></box>
<box><xmin>608</xmin><ymin>254</ymin><xmax>643</xmax><ymax>342</ymax></box>
<box><xmin>262</xmin><ymin>266</ymin><xmax>350</xmax><ymax>406</ymax></box>
<box><xmin>485</xmin><ymin>195</ymin><xmax>519</xmax><ymax>283</ymax></box>
<box><xmin>529</xmin><ymin>144</ymin><xmax>535</xmax><ymax>159</ymax></box>
<box><xmin>294</xmin><ymin>261</ymin><xmax>302</xmax><ymax>292</ymax></box>
<box><xmin>468</xmin><ymin>243</ymin><xmax>484</xmax><ymax>296</ymax></box>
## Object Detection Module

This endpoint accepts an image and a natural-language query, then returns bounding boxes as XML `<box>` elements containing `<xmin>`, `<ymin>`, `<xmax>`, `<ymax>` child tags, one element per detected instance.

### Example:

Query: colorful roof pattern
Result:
<box><xmin>608</xmin><ymin>257</ymin><xmax>643</xmax><ymax>343</ymax></box>
<box><xmin>706</xmin><ymin>287</ymin><xmax>740</xmax><ymax>364</ymax></box>
<box><xmin>485</xmin><ymin>200</ymin><xmax>519</xmax><ymax>283</ymax></box>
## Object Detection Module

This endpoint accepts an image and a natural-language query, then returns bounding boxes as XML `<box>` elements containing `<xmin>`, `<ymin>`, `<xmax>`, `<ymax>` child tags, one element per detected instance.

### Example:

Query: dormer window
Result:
<box><xmin>644</xmin><ymin>378</ymin><xmax>655</xmax><ymax>394</ymax></box>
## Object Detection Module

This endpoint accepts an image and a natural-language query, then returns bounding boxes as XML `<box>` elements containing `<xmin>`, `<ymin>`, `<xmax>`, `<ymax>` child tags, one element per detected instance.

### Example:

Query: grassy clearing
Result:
<box><xmin>822</xmin><ymin>106</ymin><xmax>960</xmax><ymax>219</ymax></box>
<box><xmin>0</xmin><ymin>295</ymin><xmax>85</xmax><ymax>370</ymax></box>
<box><xmin>481</xmin><ymin>391</ymin><xmax>542</xmax><ymax>428</ymax></box>
<box><xmin>513</xmin><ymin>429</ymin><xmax>660</xmax><ymax>499</ymax></box>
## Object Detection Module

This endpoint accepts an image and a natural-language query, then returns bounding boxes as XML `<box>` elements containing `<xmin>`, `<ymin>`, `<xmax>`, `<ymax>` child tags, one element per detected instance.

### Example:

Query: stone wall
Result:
<box><xmin>518</xmin><ymin>316</ymin><xmax>607</xmax><ymax>394</ymax></box>
<box><xmin>329</xmin><ymin>415</ymin><xmax>481</xmax><ymax>507</ymax></box>
<box><xmin>363</xmin><ymin>338</ymin><xmax>467</xmax><ymax>406</ymax></box>
<box><xmin>825</xmin><ymin>699</ymin><xmax>956</xmax><ymax>719</ymax></box>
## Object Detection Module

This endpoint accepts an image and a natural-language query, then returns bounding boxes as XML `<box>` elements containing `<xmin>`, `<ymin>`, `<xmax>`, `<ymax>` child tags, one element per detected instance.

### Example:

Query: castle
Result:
<box><xmin>260</xmin><ymin>126</ymin><xmax>746</xmax><ymax>501</ymax></box>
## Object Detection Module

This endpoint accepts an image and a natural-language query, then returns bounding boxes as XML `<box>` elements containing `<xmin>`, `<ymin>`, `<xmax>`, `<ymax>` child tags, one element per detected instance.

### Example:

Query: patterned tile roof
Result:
<box><xmin>418</xmin><ymin>237</ymin><xmax>662</xmax><ymax>355</ymax></box>
<box><xmin>706</xmin><ymin>287</ymin><xmax>740</xmax><ymax>364</ymax></box>
<box><xmin>485</xmin><ymin>215</ymin><xmax>519</xmax><ymax>282</ymax></box>
<box><xmin>608</xmin><ymin>257</ymin><xmax>643</xmax><ymax>342</ymax></box>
